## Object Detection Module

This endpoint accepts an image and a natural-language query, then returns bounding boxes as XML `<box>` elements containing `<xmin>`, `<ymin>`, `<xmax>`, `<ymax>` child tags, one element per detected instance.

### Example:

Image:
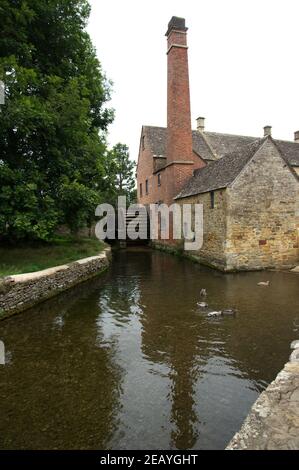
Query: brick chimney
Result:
<box><xmin>165</xmin><ymin>16</ymin><xmax>194</xmax><ymax>203</ymax></box>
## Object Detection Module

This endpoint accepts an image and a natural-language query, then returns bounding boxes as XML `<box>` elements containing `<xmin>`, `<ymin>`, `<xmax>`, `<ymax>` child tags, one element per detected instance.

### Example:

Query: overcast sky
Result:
<box><xmin>87</xmin><ymin>0</ymin><xmax>299</xmax><ymax>162</ymax></box>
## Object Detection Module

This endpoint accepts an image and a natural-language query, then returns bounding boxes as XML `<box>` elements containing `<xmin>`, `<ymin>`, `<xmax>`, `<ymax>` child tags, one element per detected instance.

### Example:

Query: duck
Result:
<box><xmin>200</xmin><ymin>288</ymin><xmax>207</xmax><ymax>297</ymax></box>
<box><xmin>197</xmin><ymin>302</ymin><xmax>208</xmax><ymax>308</ymax></box>
<box><xmin>207</xmin><ymin>311</ymin><xmax>222</xmax><ymax>317</ymax></box>
<box><xmin>222</xmin><ymin>308</ymin><xmax>237</xmax><ymax>316</ymax></box>
<box><xmin>257</xmin><ymin>281</ymin><xmax>270</xmax><ymax>286</ymax></box>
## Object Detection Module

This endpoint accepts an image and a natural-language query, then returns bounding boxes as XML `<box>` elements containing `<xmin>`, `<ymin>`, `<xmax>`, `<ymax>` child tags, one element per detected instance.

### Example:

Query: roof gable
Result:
<box><xmin>176</xmin><ymin>136</ymin><xmax>299</xmax><ymax>199</ymax></box>
<box><xmin>175</xmin><ymin>139</ymin><xmax>264</xmax><ymax>199</ymax></box>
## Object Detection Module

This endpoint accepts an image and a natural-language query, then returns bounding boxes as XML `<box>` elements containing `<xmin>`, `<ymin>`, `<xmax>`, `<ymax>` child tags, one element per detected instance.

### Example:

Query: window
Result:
<box><xmin>142</xmin><ymin>136</ymin><xmax>145</xmax><ymax>151</ymax></box>
<box><xmin>157</xmin><ymin>173</ymin><xmax>161</xmax><ymax>186</ymax></box>
<box><xmin>140</xmin><ymin>183</ymin><xmax>142</xmax><ymax>197</ymax></box>
<box><xmin>210</xmin><ymin>191</ymin><xmax>215</xmax><ymax>209</ymax></box>
<box><xmin>145</xmin><ymin>179</ymin><xmax>149</xmax><ymax>195</ymax></box>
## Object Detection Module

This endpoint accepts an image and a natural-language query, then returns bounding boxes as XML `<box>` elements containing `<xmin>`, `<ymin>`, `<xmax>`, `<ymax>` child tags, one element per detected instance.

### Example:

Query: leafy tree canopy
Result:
<box><xmin>0</xmin><ymin>0</ymin><xmax>114</xmax><ymax>240</ymax></box>
<box><xmin>103</xmin><ymin>143</ymin><xmax>136</xmax><ymax>207</ymax></box>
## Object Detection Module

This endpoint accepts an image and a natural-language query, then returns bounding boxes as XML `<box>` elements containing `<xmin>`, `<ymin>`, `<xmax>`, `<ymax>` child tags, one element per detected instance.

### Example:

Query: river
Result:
<box><xmin>0</xmin><ymin>248</ymin><xmax>298</xmax><ymax>449</ymax></box>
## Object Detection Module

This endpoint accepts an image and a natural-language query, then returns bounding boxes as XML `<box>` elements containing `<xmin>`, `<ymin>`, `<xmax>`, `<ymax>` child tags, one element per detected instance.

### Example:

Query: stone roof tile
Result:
<box><xmin>175</xmin><ymin>138</ymin><xmax>264</xmax><ymax>199</ymax></box>
<box><xmin>143</xmin><ymin>126</ymin><xmax>299</xmax><ymax>166</ymax></box>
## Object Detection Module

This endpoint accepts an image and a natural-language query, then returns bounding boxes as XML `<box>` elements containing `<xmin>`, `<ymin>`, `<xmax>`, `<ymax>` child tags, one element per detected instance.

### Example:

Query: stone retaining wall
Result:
<box><xmin>0</xmin><ymin>247</ymin><xmax>111</xmax><ymax>320</ymax></box>
<box><xmin>227</xmin><ymin>340</ymin><xmax>299</xmax><ymax>450</ymax></box>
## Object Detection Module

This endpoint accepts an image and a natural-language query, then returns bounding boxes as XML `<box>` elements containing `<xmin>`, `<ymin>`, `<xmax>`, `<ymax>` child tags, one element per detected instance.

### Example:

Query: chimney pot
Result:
<box><xmin>196</xmin><ymin>117</ymin><xmax>205</xmax><ymax>132</ymax></box>
<box><xmin>294</xmin><ymin>131</ymin><xmax>299</xmax><ymax>143</ymax></box>
<box><xmin>264</xmin><ymin>125</ymin><xmax>272</xmax><ymax>137</ymax></box>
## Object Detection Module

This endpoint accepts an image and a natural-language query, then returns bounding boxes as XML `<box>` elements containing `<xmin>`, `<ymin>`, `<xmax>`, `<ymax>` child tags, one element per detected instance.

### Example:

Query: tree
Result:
<box><xmin>104</xmin><ymin>143</ymin><xmax>136</xmax><ymax>206</ymax></box>
<box><xmin>0</xmin><ymin>0</ymin><xmax>114</xmax><ymax>241</ymax></box>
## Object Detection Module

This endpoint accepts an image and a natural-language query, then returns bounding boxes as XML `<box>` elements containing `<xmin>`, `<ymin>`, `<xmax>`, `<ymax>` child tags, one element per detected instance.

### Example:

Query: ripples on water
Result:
<box><xmin>0</xmin><ymin>248</ymin><xmax>298</xmax><ymax>449</ymax></box>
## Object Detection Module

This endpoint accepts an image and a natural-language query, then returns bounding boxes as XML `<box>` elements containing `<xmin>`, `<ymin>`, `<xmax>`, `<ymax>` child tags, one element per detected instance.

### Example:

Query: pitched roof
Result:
<box><xmin>206</xmin><ymin>131</ymin><xmax>299</xmax><ymax>167</ymax></box>
<box><xmin>275</xmin><ymin>140</ymin><xmax>299</xmax><ymax>166</ymax></box>
<box><xmin>142</xmin><ymin>125</ymin><xmax>299</xmax><ymax>166</ymax></box>
<box><xmin>204</xmin><ymin>132</ymin><xmax>258</xmax><ymax>158</ymax></box>
<box><xmin>143</xmin><ymin>126</ymin><xmax>216</xmax><ymax>161</ymax></box>
<box><xmin>175</xmin><ymin>138</ymin><xmax>264</xmax><ymax>199</ymax></box>
<box><xmin>143</xmin><ymin>126</ymin><xmax>167</xmax><ymax>156</ymax></box>
<box><xmin>191</xmin><ymin>131</ymin><xmax>216</xmax><ymax>160</ymax></box>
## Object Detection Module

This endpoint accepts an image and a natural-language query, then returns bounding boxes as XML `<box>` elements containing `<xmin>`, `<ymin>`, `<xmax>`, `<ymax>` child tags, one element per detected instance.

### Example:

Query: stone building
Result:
<box><xmin>136</xmin><ymin>16</ymin><xmax>299</xmax><ymax>271</ymax></box>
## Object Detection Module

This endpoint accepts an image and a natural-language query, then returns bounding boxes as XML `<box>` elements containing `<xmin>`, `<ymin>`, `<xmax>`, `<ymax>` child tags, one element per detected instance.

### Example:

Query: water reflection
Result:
<box><xmin>0</xmin><ymin>280</ymin><xmax>123</xmax><ymax>449</ymax></box>
<box><xmin>0</xmin><ymin>248</ymin><xmax>298</xmax><ymax>449</ymax></box>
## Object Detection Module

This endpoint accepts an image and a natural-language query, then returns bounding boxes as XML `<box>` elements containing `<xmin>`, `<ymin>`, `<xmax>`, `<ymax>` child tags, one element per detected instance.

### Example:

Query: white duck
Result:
<box><xmin>257</xmin><ymin>281</ymin><xmax>270</xmax><ymax>286</ymax></box>
<box><xmin>197</xmin><ymin>302</ymin><xmax>208</xmax><ymax>308</ymax></box>
<box><xmin>207</xmin><ymin>311</ymin><xmax>222</xmax><ymax>317</ymax></box>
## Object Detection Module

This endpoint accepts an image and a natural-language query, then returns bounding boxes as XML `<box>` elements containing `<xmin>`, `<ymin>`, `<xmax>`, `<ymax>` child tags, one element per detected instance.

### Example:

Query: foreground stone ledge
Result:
<box><xmin>0</xmin><ymin>246</ymin><xmax>111</xmax><ymax>320</ymax></box>
<box><xmin>227</xmin><ymin>341</ymin><xmax>299</xmax><ymax>450</ymax></box>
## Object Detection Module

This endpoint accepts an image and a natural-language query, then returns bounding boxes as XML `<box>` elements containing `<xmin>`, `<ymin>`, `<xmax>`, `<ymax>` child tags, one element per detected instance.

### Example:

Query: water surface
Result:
<box><xmin>0</xmin><ymin>248</ymin><xmax>298</xmax><ymax>449</ymax></box>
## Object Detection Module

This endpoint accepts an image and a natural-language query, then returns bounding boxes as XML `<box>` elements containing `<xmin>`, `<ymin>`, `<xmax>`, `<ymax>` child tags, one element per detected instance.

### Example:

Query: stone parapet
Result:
<box><xmin>227</xmin><ymin>340</ymin><xmax>299</xmax><ymax>450</ymax></box>
<box><xmin>0</xmin><ymin>247</ymin><xmax>111</xmax><ymax>320</ymax></box>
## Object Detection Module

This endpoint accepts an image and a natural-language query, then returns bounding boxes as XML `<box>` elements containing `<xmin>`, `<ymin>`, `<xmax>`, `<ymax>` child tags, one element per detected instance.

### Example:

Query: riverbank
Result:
<box><xmin>151</xmin><ymin>242</ymin><xmax>299</xmax><ymax>275</ymax></box>
<box><xmin>0</xmin><ymin>246</ymin><xmax>111</xmax><ymax>320</ymax></box>
<box><xmin>227</xmin><ymin>340</ymin><xmax>299</xmax><ymax>450</ymax></box>
<box><xmin>0</xmin><ymin>237</ymin><xmax>106</xmax><ymax>277</ymax></box>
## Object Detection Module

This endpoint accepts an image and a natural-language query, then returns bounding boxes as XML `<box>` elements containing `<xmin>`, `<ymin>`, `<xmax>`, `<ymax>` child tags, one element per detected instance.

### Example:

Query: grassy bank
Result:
<box><xmin>0</xmin><ymin>237</ymin><xmax>106</xmax><ymax>277</ymax></box>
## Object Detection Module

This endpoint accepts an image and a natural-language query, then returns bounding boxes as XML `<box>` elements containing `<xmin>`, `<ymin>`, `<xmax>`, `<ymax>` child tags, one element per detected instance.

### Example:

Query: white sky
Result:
<box><xmin>87</xmin><ymin>0</ymin><xmax>299</xmax><ymax>162</ymax></box>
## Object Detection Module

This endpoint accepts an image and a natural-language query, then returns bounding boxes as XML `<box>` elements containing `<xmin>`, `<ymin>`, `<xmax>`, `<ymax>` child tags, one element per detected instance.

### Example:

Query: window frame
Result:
<box><xmin>210</xmin><ymin>191</ymin><xmax>215</xmax><ymax>209</ymax></box>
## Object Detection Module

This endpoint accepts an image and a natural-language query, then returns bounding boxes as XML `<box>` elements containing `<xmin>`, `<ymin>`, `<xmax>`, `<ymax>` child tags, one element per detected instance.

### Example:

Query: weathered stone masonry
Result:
<box><xmin>176</xmin><ymin>139</ymin><xmax>299</xmax><ymax>271</ymax></box>
<box><xmin>0</xmin><ymin>247</ymin><xmax>111</xmax><ymax>320</ymax></box>
<box><xmin>177</xmin><ymin>190</ymin><xmax>228</xmax><ymax>270</ymax></box>
<box><xmin>226</xmin><ymin>140</ymin><xmax>299</xmax><ymax>271</ymax></box>
<box><xmin>227</xmin><ymin>340</ymin><xmax>299</xmax><ymax>450</ymax></box>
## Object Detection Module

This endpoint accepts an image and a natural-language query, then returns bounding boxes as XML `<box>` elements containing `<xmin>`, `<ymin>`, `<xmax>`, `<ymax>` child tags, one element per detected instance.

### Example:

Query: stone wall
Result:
<box><xmin>176</xmin><ymin>190</ymin><xmax>228</xmax><ymax>270</ymax></box>
<box><xmin>227</xmin><ymin>340</ymin><xmax>299</xmax><ymax>450</ymax></box>
<box><xmin>0</xmin><ymin>247</ymin><xmax>111</xmax><ymax>320</ymax></box>
<box><xmin>226</xmin><ymin>140</ymin><xmax>299</xmax><ymax>271</ymax></box>
<box><xmin>174</xmin><ymin>140</ymin><xmax>298</xmax><ymax>272</ymax></box>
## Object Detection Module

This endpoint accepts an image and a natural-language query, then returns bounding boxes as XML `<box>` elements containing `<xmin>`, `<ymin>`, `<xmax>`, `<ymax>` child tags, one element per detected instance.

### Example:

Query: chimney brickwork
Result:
<box><xmin>136</xmin><ymin>17</ymin><xmax>205</xmax><ymax>210</ymax></box>
<box><xmin>165</xmin><ymin>17</ymin><xmax>195</xmax><ymax>203</ymax></box>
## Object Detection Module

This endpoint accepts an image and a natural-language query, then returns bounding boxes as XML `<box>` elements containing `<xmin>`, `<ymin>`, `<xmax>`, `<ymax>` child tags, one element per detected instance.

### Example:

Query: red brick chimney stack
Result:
<box><xmin>166</xmin><ymin>17</ymin><xmax>193</xmax><ymax>166</ymax></box>
<box><xmin>164</xmin><ymin>17</ymin><xmax>194</xmax><ymax>203</ymax></box>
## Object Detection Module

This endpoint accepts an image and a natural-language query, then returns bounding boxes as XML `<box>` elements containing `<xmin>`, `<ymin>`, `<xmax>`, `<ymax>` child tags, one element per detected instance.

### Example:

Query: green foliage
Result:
<box><xmin>0</xmin><ymin>236</ymin><xmax>105</xmax><ymax>277</ymax></box>
<box><xmin>103</xmin><ymin>143</ymin><xmax>136</xmax><ymax>206</ymax></box>
<box><xmin>0</xmin><ymin>0</ymin><xmax>114</xmax><ymax>241</ymax></box>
